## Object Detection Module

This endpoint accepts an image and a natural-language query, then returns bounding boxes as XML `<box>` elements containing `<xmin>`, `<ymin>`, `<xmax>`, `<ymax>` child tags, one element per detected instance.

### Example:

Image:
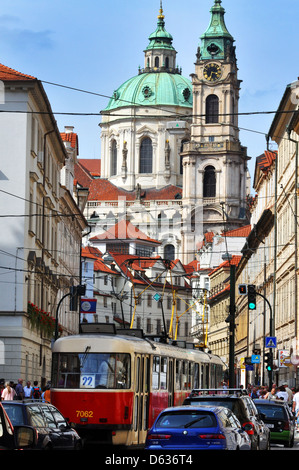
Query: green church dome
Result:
<box><xmin>104</xmin><ymin>2</ymin><xmax>193</xmax><ymax>112</ymax></box>
<box><xmin>105</xmin><ymin>72</ymin><xmax>192</xmax><ymax>111</ymax></box>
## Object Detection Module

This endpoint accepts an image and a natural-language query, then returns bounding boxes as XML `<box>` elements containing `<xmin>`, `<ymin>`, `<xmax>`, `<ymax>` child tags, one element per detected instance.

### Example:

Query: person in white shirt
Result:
<box><xmin>23</xmin><ymin>381</ymin><xmax>32</xmax><ymax>398</ymax></box>
<box><xmin>276</xmin><ymin>385</ymin><xmax>288</xmax><ymax>402</ymax></box>
<box><xmin>292</xmin><ymin>388</ymin><xmax>299</xmax><ymax>413</ymax></box>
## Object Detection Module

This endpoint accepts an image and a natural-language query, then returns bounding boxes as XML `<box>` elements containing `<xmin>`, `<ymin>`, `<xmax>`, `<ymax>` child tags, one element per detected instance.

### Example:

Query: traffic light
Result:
<box><xmin>238</xmin><ymin>284</ymin><xmax>247</xmax><ymax>295</ymax></box>
<box><xmin>70</xmin><ymin>286</ymin><xmax>78</xmax><ymax>311</ymax></box>
<box><xmin>265</xmin><ymin>351</ymin><xmax>273</xmax><ymax>371</ymax></box>
<box><xmin>247</xmin><ymin>284</ymin><xmax>256</xmax><ymax>310</ymax></box>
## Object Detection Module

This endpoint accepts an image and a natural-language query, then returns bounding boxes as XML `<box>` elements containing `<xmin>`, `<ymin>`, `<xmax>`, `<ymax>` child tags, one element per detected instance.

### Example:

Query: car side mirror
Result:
<box><xmin>14</xmin><ymin>426</ymin><xmax>37</xmax><ymax>449</ymax></box>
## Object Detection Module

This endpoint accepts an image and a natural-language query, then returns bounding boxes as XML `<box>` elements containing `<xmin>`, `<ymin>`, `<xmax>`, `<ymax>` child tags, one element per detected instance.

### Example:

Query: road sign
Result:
<box><xmin>265</xmin><ymin>336</ymin><xmax>277</xmax><ymax>348</ymax></box>
<box><xmin>153</xmin><ymin>293</ymin><xmax>161</xmax><ymax>302</ymax></box>
<box><xmin>251</xmin><ymin>355</ymin><xmax>260</xmax><ymax>364</ymax></box>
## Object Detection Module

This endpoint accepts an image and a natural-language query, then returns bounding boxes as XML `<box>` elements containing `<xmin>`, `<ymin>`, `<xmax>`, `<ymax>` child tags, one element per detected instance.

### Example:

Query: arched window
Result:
<box><xmin>206</xmin><ymin>94</ymin><xmax>219</xmax><ymax>124</ymax></box>
<box><xmin>165</xmin><ymin>57</ymin><xmax>169</xmax><ymax>68</ymax></box>
<box><xmin>111</xmin><ymin>139</ymin><xmax>117</xmax><ymax>176</ymax></box>
<box><xmin>180</xmin><ymin>139</ymin><xmax>189</xmax><ymax>175</ymax></box>
<box><xmin>164</xmin><ymin>244</ymin><xmax>175</xmax><ymax>260</ymax></box>
<box><xmin>203</xmin><ymin>165</ymin><xmax>216</xmax><ymax>197</ymax></box>
<box><xmin>140</xmin><ymin>137</ymin><xmax>153</xmax><ymax>173</ymax></box>
<box><xmin>155</xmin><ymin>56</ymin><xmax>159</xmax><ymax>68</ymax></box>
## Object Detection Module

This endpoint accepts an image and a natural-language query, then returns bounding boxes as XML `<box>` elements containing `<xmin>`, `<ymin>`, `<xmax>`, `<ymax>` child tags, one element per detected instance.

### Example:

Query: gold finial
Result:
<box><xmin>158</xmin><ymin>0</ymin><xmax>164</xmax><ymax>19</ymax></box>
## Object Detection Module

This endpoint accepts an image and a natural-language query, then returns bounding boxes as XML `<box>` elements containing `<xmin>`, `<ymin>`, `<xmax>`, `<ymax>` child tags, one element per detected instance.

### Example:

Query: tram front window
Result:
<box><xmin>52</xmin><ymin>353</ymin><xmax>130</xmax><ymax>389</ymax></box>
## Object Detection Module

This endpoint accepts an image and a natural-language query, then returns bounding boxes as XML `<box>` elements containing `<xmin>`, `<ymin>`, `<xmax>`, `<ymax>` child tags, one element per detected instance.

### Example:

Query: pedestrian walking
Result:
<box><xmin>15</xmin><ymin>379</ymin><xmax>24</xmax><ymax>400</ymax></box>
<box><xmin>265</xmin><ymin>386</ymin><xmax>277</xmax><ymax>401</ymax></box>
<box><xmin>292</xmin><ymin>387</ymin><xmax>299</xmax><ymax>414</ymax></box>
<box><xmin>283</xmin><ymin>382</ymin><xmax>293</xmax><ymax>408</ymax></box>
<box><xmin>30</xmin><ymin>381</ymin><xmax>42</xmax><ymax>400</ymax></box>
<box><xmin>276</xmin><ymin>385</ymin><xmax>289</xmax><ymax>402</ymax></box>
<box><xmin>23</xmin><ymin>381</ymin><xmax>31</xmax><ymax>398</ymax></box>
<box><xmin>1</xmin><ymin>382</ymin><xmax>16</xmax><ymax>400</ymax></box>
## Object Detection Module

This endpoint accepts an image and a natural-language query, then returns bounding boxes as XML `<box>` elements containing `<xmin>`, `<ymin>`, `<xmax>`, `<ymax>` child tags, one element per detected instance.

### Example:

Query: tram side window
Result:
<box><xmin>194</xmin><ymin>363</ymin><xmax>199</xmax><ymax>389</ymax></box>
<box><xmin>188</xmin><ymin>362</ymin><xmax>194</xmax><ymax>389</ymax></box>
<box><xmin>160</xmin><ymin>357</ymin><xmax>167</xmax><ymax>390</ymax></box>
<box><xmin>182</xmin><ymin>361</ymin><xmax>188</xmax><ymax>390</ymax></box>
<box><xmin>175</xmin><ymin>361</ymin><xmax>181</xmax><ymax>390</ymax></box>
<box><xmin>152</xmin><ymin>356</ymin><xmax>160</xmax><ymax>390</ymax></box>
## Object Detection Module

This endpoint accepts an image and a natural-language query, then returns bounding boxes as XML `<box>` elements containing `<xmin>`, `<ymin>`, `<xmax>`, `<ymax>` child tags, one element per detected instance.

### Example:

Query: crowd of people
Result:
<box><xmin>0</xmin><ymin>378</ymin><xmax>51</xmax><ymax>402</ymax></box>
<box><xmin>247</xmin><ymin>382</ymin><xmax>294</xmax><ymax>404</ymax></box>
<box><xmin>247</xmin><ymin>382</ymin><xmax>299</xmax><ymax>429</ymax></box>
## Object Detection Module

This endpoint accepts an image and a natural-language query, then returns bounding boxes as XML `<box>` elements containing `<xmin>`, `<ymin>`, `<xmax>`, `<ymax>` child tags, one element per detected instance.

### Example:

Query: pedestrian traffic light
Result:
<box><xmin>247</xmin><ymin>284</ymin><xmax>256</xmax><ymax>310</ymax></box>
<box><xmin>265</xmin><ymin>351</ymin><xmax>273</xmax><ymax>371</ymax></box>
<box><xmin>238</xmin><ymin>284</ymin><xmax>247</xmax><ymax>295</ymax></box>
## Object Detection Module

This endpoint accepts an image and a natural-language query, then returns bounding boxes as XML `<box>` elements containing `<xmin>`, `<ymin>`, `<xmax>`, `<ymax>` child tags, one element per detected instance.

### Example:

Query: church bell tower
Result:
<box><xmin>181</xmin><ymin>0</ymin><xmax>250</xmax><ymax>263</ymax></box>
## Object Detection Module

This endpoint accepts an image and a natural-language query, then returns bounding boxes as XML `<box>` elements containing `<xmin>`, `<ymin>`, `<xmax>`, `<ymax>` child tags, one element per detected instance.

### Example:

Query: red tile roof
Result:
<box><xmin>60</xmin><ymin>132</ymin><xmax>79</xmax><ymax>153</ymax></box>
<box><xmin>88</xmin><ymin>179</ymin><xmax>136</xmax><ymax>201</ymax></box>
<box><xmin>78</xmin><ymin>159</ymin><xmax>101</xmax><ymax>177</ymax></box>
<box><xmin>90</xmin><ymin>219</ymin><xmax>161</xmax><ymax>245</ymax></box>
<box><xmin>256</xmin><ymin>151</ymin><xmax>277</xmax><ymax>173</ymax></box>
<box><xmin>222</xmin><ymin>225</ymin><xmax>251</xmax><ymax>237</ymax></box>
<box><xmin>0</xmin><ymin>63</ymin><xmax>36</xmax><ymax>81</ymax></box>
<box><xmin>209</xmin><ymin>255</ymin><xmax>242</xmax><ymax>276</ymax></box>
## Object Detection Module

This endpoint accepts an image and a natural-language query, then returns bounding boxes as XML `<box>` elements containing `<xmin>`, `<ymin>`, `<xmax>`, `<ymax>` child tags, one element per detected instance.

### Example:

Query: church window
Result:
<box><xmin>164</xmin><ymin>244</ymin><xmax>175</xmax><ymax>260</ymax></box>
<box><xmin>155</xmin><ymin>56</ymin><xmax>159</xmax><ymax>68</ymax></box>
<box><xmin>180</xmin><ymin>139</ymin><xmax>189</xmax><ymax>174</ymax></box>
<box><xmin>203</xmin><ymin>165</ymin><xmax>216</xmax><ymax>197</ymax></box>
<box><xmin>111</xmin><ymin>139</ymin><xmax>117</xmax><ymax>176</ymax></box>
<box><xmin>165</xmin><ymin>57</ymin><xmax>169</xmax><ymax>68</ymax></box>
<box><xmin>140</xmin><ymin>137</ymin><xmax>153</xmax><ymax>173</ymax></box>
<box><xmin>206</xmin><ymin>94</ymin><xmax>219</xmax><ymax>123</ymax></box>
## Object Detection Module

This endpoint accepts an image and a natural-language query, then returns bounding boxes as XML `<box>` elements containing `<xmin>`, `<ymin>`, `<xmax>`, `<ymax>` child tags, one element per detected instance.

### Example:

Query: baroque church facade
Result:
<box><xmin>79</xmin><ymin>0</ymin><xmax>251</xmax><ymax>263</ymax></box>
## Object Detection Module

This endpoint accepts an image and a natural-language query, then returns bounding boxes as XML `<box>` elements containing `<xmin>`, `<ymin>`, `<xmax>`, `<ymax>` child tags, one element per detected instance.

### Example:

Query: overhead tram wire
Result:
<box><xmin>0</xmin><ymin>69</ymin><xmax>296</xmax><ymax>123</ymax></box>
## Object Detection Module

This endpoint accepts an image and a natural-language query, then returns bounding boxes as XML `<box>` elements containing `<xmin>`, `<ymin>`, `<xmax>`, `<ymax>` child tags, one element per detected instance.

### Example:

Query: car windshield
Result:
<box><xmin>255</xmin><ymin>404</ymin><xmax>285</xmax><ymax>420</ymax></box>
<box><xmin>2</xmin><ymin>404</ymin><xmax>25</xmax><ymax>426</ymax></box>
<box><xmin>156</xmin><ymin>411</ymin><xmax>217</xmax><ymax>429</ymax></box>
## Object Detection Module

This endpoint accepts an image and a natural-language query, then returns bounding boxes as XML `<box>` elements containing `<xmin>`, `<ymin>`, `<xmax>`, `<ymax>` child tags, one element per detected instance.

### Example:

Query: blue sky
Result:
<box><xmin>0</xmin><ymin>0</ymin><xmax>298</xmax><ymax>189</ymax></box>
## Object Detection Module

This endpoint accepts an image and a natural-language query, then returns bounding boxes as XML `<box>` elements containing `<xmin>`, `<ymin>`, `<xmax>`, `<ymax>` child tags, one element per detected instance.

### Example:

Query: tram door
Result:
<box><xmin>168</xmin><ymin>359</ymin><xmax>174</xmax><ymax>407</ymax></box>
<box><xmin>132</xmin><ymin>354</ymin><xmax>150</xmax><ymax>445</ymax></box>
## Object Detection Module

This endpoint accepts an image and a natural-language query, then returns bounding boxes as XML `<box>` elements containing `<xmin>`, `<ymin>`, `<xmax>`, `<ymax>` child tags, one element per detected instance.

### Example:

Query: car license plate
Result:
<box><xmin>266</xmin><ymin>424</ymin><xmax>274</xmax><ymax>428</ymax></box>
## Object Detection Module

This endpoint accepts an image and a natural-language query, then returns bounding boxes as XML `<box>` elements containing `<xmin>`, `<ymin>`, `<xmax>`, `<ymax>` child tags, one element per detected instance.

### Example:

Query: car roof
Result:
<box><xmin>254</xmin><ymin>399</ymin><xmax>286</xmax><ymax>407</ymax></box>
<box><xmin>186</xmin><ymin>388</ymin><xmax>248</xmax><ymax>399</ymax></box>
<box><xmin>158</xmin><ymin>405</ymin><xmax>227</xmax><ymax>414</ymax></box>
<box><xmin>2</xmin><ymin>400</ymin><xmax>53</xmax><ymax>406</ymax></box>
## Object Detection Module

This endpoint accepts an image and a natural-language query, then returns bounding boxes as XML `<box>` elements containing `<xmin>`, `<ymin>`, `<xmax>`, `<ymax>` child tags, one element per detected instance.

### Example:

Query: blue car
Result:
<box><xmin>145</xmin><ymin>406</ymin><xmax>251</xmax><ymax>450</ymax></box>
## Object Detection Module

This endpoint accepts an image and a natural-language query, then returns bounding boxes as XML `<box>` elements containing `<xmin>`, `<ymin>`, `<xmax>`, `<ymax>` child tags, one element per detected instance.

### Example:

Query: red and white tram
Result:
<box><xmin>51</xmin><ymin>325</ymin><xmax>226</xmax><ymax>447</ymax></box>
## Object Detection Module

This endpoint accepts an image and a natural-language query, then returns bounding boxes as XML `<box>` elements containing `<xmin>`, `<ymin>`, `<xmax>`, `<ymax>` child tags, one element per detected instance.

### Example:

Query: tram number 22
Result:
<box><xmin>76</xmin><ymin>410</ymin><xmax>93</xmax><ymax>418</ymax></box>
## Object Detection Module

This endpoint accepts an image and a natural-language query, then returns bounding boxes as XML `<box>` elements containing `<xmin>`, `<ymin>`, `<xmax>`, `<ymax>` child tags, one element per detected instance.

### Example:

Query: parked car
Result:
<box><xmin>0</xmin><ymin>402</ymin><xmax>37</xmax><ymax>450</ymax></box>
<box><xmin>183</xmin><ymin>388</ymin><xmax>270</xmax><ymax>450</ymax></box>
<box><xmin>2</xmin><ymin>400</ymin><xmax>82</xmax><ymax>450</ymax></box>
<box><xmin>145</xmin><ymin>405</ymin><xmax>251</xmax><ymax>450</ymax></box>
<box><xmin>254</xmin><ymin>399</ymin><xmax>295</xmax><ymax>448</ymax></box>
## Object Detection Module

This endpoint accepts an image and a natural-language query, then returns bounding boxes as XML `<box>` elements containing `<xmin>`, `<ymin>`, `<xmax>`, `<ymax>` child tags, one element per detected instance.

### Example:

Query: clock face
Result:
<box><xmin>203</xmin><ymin>63</ymin><xmax>222</xmax><ymax>82</ymax></box>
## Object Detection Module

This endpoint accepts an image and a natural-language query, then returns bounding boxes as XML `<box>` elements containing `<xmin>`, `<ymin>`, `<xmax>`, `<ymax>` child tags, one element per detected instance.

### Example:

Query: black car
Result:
<box><xmin>0</xmin><ymin>402</ymin><xmax>37</xmax><ymax>450</ymax></box>
<box><xmin>2</xmin><ymin>400</ymin><xmax>82</xmax><ymax>450</ymax></box>
<box><xmin>183</xmin><ymin>388</ymin><xmax>270</xmax><ymax>450</ymax></box>
<box><xmin>254</xmin><ymin>399</ymin><xmax>295</xmax><ymax>448</ymax></box>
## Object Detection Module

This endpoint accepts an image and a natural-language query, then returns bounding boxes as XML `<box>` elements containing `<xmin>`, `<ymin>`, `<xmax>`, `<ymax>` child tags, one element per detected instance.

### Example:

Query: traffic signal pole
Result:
<box><xmin>255</xmin><ymin>291</ymin><xmax>274</xmax><ymax>386</ymax></box>
<box><xmin>229</xmin><ymin>264</ymin><xmax>236</xmax><ymax>388</ymax></box>
<box><xmin>238</xmin><ymin>284</ymin><xmax>274</xmax><ymax>386</ymax></box>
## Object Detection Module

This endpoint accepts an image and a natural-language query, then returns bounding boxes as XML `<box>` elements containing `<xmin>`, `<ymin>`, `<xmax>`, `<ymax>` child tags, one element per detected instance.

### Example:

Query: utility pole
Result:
<box><xmin>229</xmin><ymin>264</ymin><xmax>236</xmax><ymax>388</ymax></box>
